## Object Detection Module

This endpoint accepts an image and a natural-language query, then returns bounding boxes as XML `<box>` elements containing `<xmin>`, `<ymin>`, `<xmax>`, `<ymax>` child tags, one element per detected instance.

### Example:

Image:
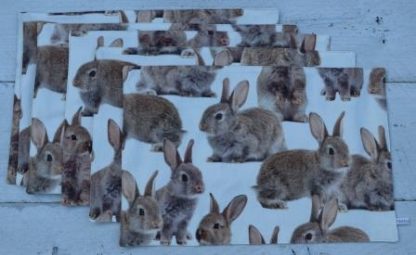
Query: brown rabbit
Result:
<box><xmin>241</xmin><ymin>47</ymin><xmax>320</xmax><ymax>66</ymax></box>
<box><xmin>368</xmin><ymin>68</ymin><xmax>387</xmax><ymax>110</ymax></box>
<box><xmin>318</xmin><ymin>68</ymin><xmax>364</xmax><ymax>101</ymax></box>
<box><xmin>7</xmin><ymin>96</ymin><xmax>22</xmax><ymax>184</ymax></box>
<box><xmin>290</xmin><ymin>195</ymin><xmax>370</xmax><ymax>243</ymax></box>
<box><xmin>23</xmin><ymin>118</ymin><xmax>64</xmax><ymax>194</ymax></box>
<box><xmin>61</xmin><ymin>107</ymin><xmax>93</xmax><ymax>206</ymax></box>
<box><xmin>248</xmin><ymin>225</ymin><xmax>279</xmax><ymax>245</ymax></box>
<box><xmin>163</xmin><ymin>9</ymin><xmax>243</xmax><ymax>24</ymax></box>
<box><xmin>34</xmin><ymin>45</ymin><xmax>69</xmax><ymax>98</ymax></box>
<box><xmin>72</xmin><ymin>60</ymin><xmax>137</xmax><ymax>116</ymax></box>
<box><xmin>89</xmin><ymin>119</ymin><xmax>124</xmax><ymax>222</ymax></box>
<box><xmin>257</xmin><ymin>65</ymin><xmax>308</xmax><ymax>122</ymax></box>
<box><xmin>17</xmin><ymin>126</ymin><xmax>31</xmax><ymax>175</ymax></box>
<box><xmin>22</xmin><ymin>22</ymin><xmax>43</xmax><ymax>74</ymax></box>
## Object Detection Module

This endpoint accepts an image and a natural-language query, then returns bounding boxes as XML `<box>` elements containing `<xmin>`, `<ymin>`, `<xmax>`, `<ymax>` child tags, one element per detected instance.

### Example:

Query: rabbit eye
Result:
<box><xmin>71</xmin><ymin>134</ymin><xmax>77</xmax><ymax>141</ymax></box>
<box><xmin>213</xmin><ymin>223</ymin><xmax>220</xmax><ymax>229</ymax></box>
<box><xmin>387</xmin><ymin>161</ymin><xmax>392</xmax><ymax>169</ymax></box>
<box><xmin>46</xmin><ymin>154</ymin><xmax>53</xmax><ymax>162</ymax></box>
<box><xmin>139</xmin><ymin>208</ymin><xmax>145</xmax><ymax>216</ymax></box>
<box><xmin>181</xmin><ymin>174</ymin><xmax>188</xmax><ymax>182</ymax></box>
<box><xmin>305</xmin><ymin>233</ymin><xmax>313</xmax><ymax>241</ymax></box>
<box><xmin>88</xmin><ymin>70</ymin><xmax>96</xmax><ymax>78</ymax></box>
<box><xmin>215</xmin><ymin>113</ymin><xmax>223</xmax><ymax>120</ymax></box>
<box><xmin>328</xmin><ymin>147</ymin><xmax>335</xmax><ymax>155</ymax></box>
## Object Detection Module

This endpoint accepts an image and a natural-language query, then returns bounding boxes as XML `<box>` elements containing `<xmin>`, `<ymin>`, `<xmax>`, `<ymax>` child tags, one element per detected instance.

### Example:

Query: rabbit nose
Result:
<box><xmin>194</xmin><ymin>183</ymin><xmax>204</xmax><ymax>194</ymax></box>
<box><xmin>73</xmin><ymin>79</ymin><xmax>80</xmax><ymax>86</ymax></box>
<box><xmin>199</xmin><ymin>123</ymin><xmax>207</xmax><ymax>131</ymax></box>
<box><xmin>220</xmin><ymin>38</ymin><xmax>229</xmax><ymax>46</ymax></box>
<box><xmin>340</xmin><ymin>160</ymin><xmax>349</xmax><ymax>167</ymax></box>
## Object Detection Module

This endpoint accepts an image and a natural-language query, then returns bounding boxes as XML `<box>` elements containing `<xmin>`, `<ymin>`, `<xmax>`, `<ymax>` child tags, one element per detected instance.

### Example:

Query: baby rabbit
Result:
<box><xmin>72</xmin><ymin>60</ymin><xmax>137</xmax><ymax>116</ymax></box>
<box><xmin>340</xmin><ymin>126</ymin><xmax>393</xmax><ymax>211</ymax></box>
<box><xmin>290</xmin><ymin>195</ymin><xmax>370</xmax><ymax>243</ymax></box>
<box><xmin>318</xmin><ymin>68</ymin><xmax>364</xmax><ymax>101</ymax></box>
<box><xmin>23</xmin><ymin>118</ymin><xmax>64</xmax><ymax>194</ymax></box>
<box><xmin>248</xmin><ymin>225</ymin><xmax>279</xmax><ymax>245</ymax></box>
<box><xmin>120</xmin><ymin>171</ymin><xmax>163</xmax><ymax>246</ymax></box>
<box><xmin>89</xmin><ymin>119</ymin><xmax>124</xmax><ymax>222</ymax></box>
<box><xmin>257</xmin><ymin>65</ymin><xmax>308</xmax><ymax>122</ymax></box>
<box><xmin>199</xmin><ymin>79</ymin><xmax>287</xmax><ymax>162</ymax></box>
<box><xmin>195</xmin><ymin>193</ymin><xmax>247</xmax><ymax>245</ymax></box>
<box><xmin>34</xmin><ymin>45</ymin><xmax>69</xmax><ymax>98</ymax></box>
<box><xmin>156</xmin><ymin>139</ymin><xmax>205</xmax><ymax>245</ymax></box>
<box><xmin>368</xmin><ymin>68</ymin><xmax>387</xmax><ymax>110</ymax></box>
<box><xmin>123</xmin><ymin>93</ymin><xmax>184</xmax><ymax>151</ymax></box>
<box><xmin>60</xmin><ymin>107</ymin><xmax>93</xmax><ymax>206</ymax></box>
<box><xmin>255</xmin><ymin>112</ymin><xmax>350</xmax><ymax>209</ymax></box>
<box><xmin>241</xmin><ymin>47</ymin><xmax>320</xmax><ymax>67</ymax></box>
<box><xmin>163</xmin><ymin>9</ymin><xmax>243</xmax><ymax>24</ymax></box>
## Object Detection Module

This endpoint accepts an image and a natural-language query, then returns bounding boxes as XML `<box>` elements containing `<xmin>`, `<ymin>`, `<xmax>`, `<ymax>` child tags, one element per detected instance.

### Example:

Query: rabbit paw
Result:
<box><xmin>180</xmin><ymin>49</ymin><xmax>196</xmax><ymax>58</ymax></box>
<box><xmin>326</xmin><ymin>94</ymin><xmax>336</xmax><ymax>101</ymax></box>
<box><xmin>207</xmin><ymin>155</ymin><xmax>222</xmax><ymax>162</ymax></box>
<box><xmin>160</xmin><ymin>239</ymin><xmax>171</xmax><ymax>246</ymax></box>
<box><xmin>340</xmin><ymin>96</ymin><xmax>351</xmax><ymax>101</ymax></box>
<box><xmin>350</xmin><ymin>87</ymin><xmax>361</xmax><ymax>97</ymax></box>
<box><xmin>293</xmin><ymin>113</ymin><xmax>308</xmax><ymax>123</ymax></box>
<box><xmin>260</xmin><ymin>199</ymin><xmax>287</xmax><ymax>209</ymax></box>
<box><xmin>202</xmin><ymin>91</ymin><xmax>216</xmax><ymax>98</ymax></box>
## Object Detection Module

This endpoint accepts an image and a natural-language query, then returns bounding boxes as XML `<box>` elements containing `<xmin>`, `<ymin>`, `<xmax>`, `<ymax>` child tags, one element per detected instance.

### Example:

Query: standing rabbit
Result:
<box><xmin>60</xmin><ymin>107</ymin><xmax>93</xmax><ymax>206</ymax></box>
<box><xmin>156</xmin><ymin>139</ymin><xmax>205</xmax><ymax>245</ymax></box>
<box><xmin>195</xmin><ymin>193</ymin><xmax>247</xmax><ymax>245</ymax></box>
<box><xmin>248</xmin><ymin>225</ymin><xmax>279</xmax><ymax>245</ymax></box>
<box><xmin>318</xmin><ymin>68</ymin><xmax>364</xmax><ymax>101</ymax></box>
<box><xmin>34</xmin><ymin>45</ymin><xmax>69</xmax><ymax>98</ymax></box>
<box><xmin>241</xmin><ymin>47</ymin><xmax>320</xmax><ymax>67</ymax></box>
<box><xmin>340</xmin><ymin>126</ymin><xmax>393</xmax><ymax>211</ymax></box>
<box><xmin>257</xmin><ymin>65</ymin><xmax>308</xmax><ymax>122</ymax></box>
<box><xmin>255</xmin><ymin>112</ymin><xmax>350</xmax><ymax>209</ymax></box>
<box><xmin>23</xmin><ymin>118</ymin><xmax>64</xmax><ymax>194</ymax></box>
<box><xmin>89</xmin><ymin>119</ymin><xmax>124</xmax><ymax>222</ymax></box>
<box><xmin>120</xmin><ymin>170</ymin><xmax>163</xmax><ymax>246</ymax></box>
<box><xmin>291</xmin><ymin>195</ymin><xmax>370</xmax><ymax>243</ymax></box>
<box><xmin>199</xmin><ymin>79</ymin><xmax>287</xmax><ymax>163</ymax></box>
<box><xmin>368</xmin><ymin>68</ymin><xmax>387</xmax><ymax>110</ymax></box>
<box><xmin>123</xmin><ymin>93</ymin><xmax>184</xmax><ymax>151</ymax></box>
<box><xmin>72</xmin><ymin>60</ymin><xmax>137</xmax><ymax>116</ymax></box>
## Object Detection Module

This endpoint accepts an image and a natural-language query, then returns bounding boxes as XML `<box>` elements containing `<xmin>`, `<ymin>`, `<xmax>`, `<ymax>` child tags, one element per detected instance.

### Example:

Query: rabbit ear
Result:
<box><xmin>209</xmin><ymin>193</ymin><xmax>220</xmax><ymax>214</ymax></box>
<box><xmin>71</xmin><ymin>107</ymin><xmax>82</xmax><ymax>126</ymax></box>
<box><xmin>378</xmin><ymin>125</ymin><xmax>387</xmax><ymax>150</ymax></box>
<box><xmin>193</xmin><ymin>48</ymin><xmax>205</xmax><ymax>66</ymax></box>
<box><xmin>122</xmin><ymin>66</ymin><xmax>135</xmax><ymax>82</ymax></box>
<box><xmin>309</xmin><ymin>112</ymin><xmax>328</xmax><ymax>144</ymax></box>
<box><xmin>319</xmin><ymin>197</ymin><xmax>338</xmax><ymax>232</ymax></box>
<box><xmin>119</xmin><ymin>10</ymin><xmax>129</xmax><ymax>23</ymax></box>
<box><xmin>310</xmin><ymin>194</ymin><xmax>322</xmax><ymax>222</ymax></box>
<box><xmin>163</xmin><ymin>139</ymin><xmax>182</xmax><ymax>170</ymax></box>
<box><xmin>53</xmin><ymin>119</ymin><xmax>67</xmax><ymax>144</ymax></box>
<box><xmin>288</xmin><ymin>33</ymin><xmax>298</xmax><ymax>49</ymax></box>
<box><xmin>31</xmin><ymin>118</ymin><xmax>49</xmax><ymax>150</ymax></box>
<box><xmin>107</xmin><ymin>119</ymin><xmax>122</xmax><ymax>151</ymax></box>
<box><xmin>230</xmin><ymin>80</ymin><xmax>249</xmax><ymax>113</ymax></box>
<box><xmin>121</xmin><ymin>171</ymin><xmax>139</xmax><ymax>204</ymax></box>
<box><xmin>183</xmin><ymin>139</ymin><xmax>194</xmax><ymax>163</ymax></box>
<box><xmin>36</xmin><ymin>22</ymin><xmax>45</xmax><ymax>35</ymax></box>
<box><xmin>248</xmin><ymin>225</ymin><xmax>265</xmax><ymax>245</ymax></box>
<box><xmin>300</xmin><ymin>34</ymin><xmax>317</xmax><ymax>53</ymax></box>
<box><xmin>214</xmin><ymin>49</ymin><xmax>233</xmax><ymax>66</ymax></box>
<box><xmin>332</xmin><ymin>111</ymin><xmax>345</xmax><ymax>137</ymax></box>
<box><xmin>360</xmin><ymin>128</ymin><xmax>379</xmax><ymax>161</ymax></box>
<box><xmin>270</xmin><ymin>226</ymin><xmax>279</xmax><ymax>244</ymax></box>
<box><xmin>144</xmin><ymin>170</ymin><xmax>158</xmax><ymax>197</ymax></box>
<box><xmin>96</xmin><ymin>36</ymin><xmax>104</xmax><ymax>49</ymax></box>
<box><xmin>221</xmin><ymin>78</ymin><xmax>230</xmax><ymax>103</ymax></box>
<box><xmin>109</xmin><ymin>38</ymin><xmax>124</xmax><ymax>48</ymax></box>
<box><xmin>222</xmin><ymin>195</ymin><xmax>247</xmax><ymax>224</ymax></box>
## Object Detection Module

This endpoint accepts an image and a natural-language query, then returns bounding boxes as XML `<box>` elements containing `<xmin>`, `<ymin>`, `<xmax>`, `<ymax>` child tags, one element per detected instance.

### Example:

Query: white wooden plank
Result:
<box><xmin>0</xmin><ymin>201</ymin><xmax>414</xmax><ymax>254</ymax></box>
<box><xmin>0</xmin><ymin>0</ymin><xmax>415</xmax><ymax>82</ymax></box>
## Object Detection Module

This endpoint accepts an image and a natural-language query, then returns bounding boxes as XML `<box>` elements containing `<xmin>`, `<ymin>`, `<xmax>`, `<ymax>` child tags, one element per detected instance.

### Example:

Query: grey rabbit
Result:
<box><xmin>255</xmin><ymin>112</ymin><xmax>350</xmax><ymax>209</ymax></box>
<box><xmin>123</xmin><ymin>93</ymin><xmax>184</xmax><ymax>151</ymax></box>
<box><xmin>120</xmin><ymin>170</ymin><xmax>163</xmax><ymax>246</ymax></box>
<box><xmin>368</xmin><ymin>68</ymin><xmax>387</xmax><ymax>110</ymax></box>
<box><xmin>163</xmin><ymin>9</ymin><xmax>243</xmax><ymax>24</ymax></box>
<box><xmin>34</xmin><ymin>45</ymin><xmax>69</xmax><ymax>98</ymax></box>
<box><xmin>195</xmin><ymin>193</ymin><xmax>247</xmax><ymax>245</ymax></box>
<box><xmin>257</xmin><ymin>64</ymin><xmax>308</xmax><ymax>122</ymax></box>
<box><xmin>60</xmin><ymin>107</ymin><xmax>93</xmax><ymax>206</ymax></box>
<box><xmin>89</xmin><ymin>119</ymin><xmax>125</xmax><ymax>222</ymax></box>
<box><xmin>199</xmin><ymin>78</ymin><xmax>287</xmax><ymax>162</ymax></box>
<box><xmin>318</xmin><ymin>68</ymin><xmax>364</xmax><ymax>101</ymax></box>
<box><xmin>248</xmin><ymin>225</ymin><xmax>279</xmax><ymax>245</ymax></box>
<box><xmin>291</xmin><ymin>195</ymin><xmax>370</xmax><ymax>243</ymax></box>
<box><xmin>22</xmin><ymin>118</ymin><xmax>64</xmax><ymax>194</ymax></box>
<box><xmin>241</xmin><ymin>47</ymin><xmax>320</xmax><ymax>66</ymax></box>
<box><xmin>156</xmin><ymin>139</ymin><xmax>205</xmax><ymax>245</ymax></box>
<box><xmin>339</xmin><ymin>126</ymin><xmax>393</xmax><ymax>211</ymax></box>
<box><xmin>72</xmin><ymin>59</ymin><xmax>137</xmax><ymax>116</ymax></box>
